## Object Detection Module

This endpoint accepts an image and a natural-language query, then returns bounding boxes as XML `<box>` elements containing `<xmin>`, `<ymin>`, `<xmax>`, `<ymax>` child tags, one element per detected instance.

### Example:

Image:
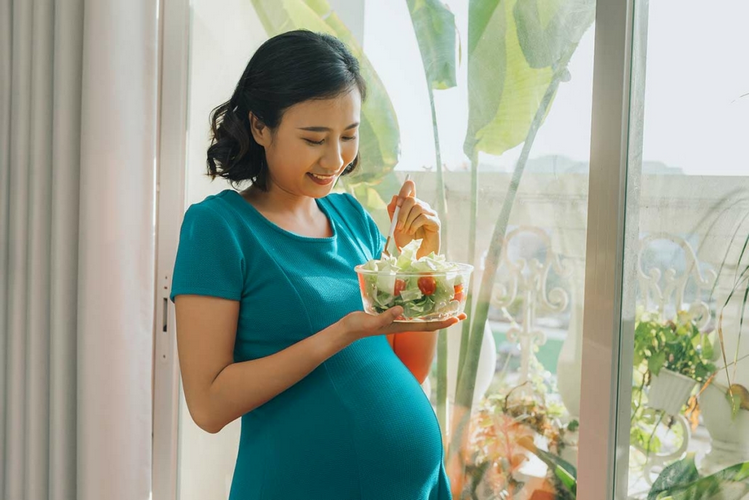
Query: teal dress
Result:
<box><xmin>170</xmin><ymin>189</ymin><xmax>451</xmax><ymax>500</ymax></box>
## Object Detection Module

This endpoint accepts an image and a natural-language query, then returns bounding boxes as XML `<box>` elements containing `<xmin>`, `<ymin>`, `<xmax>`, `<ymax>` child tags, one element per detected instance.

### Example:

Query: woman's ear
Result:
<box><xmin>249</xmin><ymin>112</ymin><xmax>270</xmax><ymax>147</ymax></box>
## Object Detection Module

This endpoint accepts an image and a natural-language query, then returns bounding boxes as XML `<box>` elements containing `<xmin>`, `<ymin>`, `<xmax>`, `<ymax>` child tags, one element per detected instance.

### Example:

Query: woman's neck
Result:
<box><xmin>242</xmin><ymin>184</ymin><xmax>318</xmax><ymax>219</ymax></box>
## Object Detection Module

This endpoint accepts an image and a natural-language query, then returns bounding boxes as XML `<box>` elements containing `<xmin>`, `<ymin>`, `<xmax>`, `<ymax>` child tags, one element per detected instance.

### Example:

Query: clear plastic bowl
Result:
<box><xmin>354</xmin><ymin>263</ymin><xmax>474</xmax><ymax>322</ymax></box>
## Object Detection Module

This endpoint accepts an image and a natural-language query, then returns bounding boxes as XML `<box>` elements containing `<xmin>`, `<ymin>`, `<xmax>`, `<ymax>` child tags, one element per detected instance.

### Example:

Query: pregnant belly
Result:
<box><xmin>235</xmin><ymin>337</ymin><xmax>446</xmax><ymax>498</ymax></box>
<box><xmin>329</xmin><ymin>338</ymin><xmax>446</xmax><ymax>491</ymax></box>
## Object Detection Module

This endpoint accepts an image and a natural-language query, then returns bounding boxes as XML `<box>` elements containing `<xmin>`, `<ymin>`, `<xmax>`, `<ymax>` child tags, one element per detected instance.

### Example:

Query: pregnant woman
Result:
<box><xmin>170</xmin><ymin>29</ymin><xmax>465</xmax><ymax>499</ymax></box>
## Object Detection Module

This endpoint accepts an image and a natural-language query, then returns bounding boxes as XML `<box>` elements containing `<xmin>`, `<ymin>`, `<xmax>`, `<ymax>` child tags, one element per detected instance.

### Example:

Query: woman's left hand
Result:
<box><xmin>387</xmin><ymin>178</ymin><xmax>441</xmax><ymax>259</ymax></box>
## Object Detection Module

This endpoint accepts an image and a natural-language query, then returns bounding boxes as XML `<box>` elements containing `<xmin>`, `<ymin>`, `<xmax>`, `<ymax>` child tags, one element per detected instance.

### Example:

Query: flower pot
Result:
<box><xmin>698</xmin><ymin>383</ymin><xmax>749</xmax><ymax>474</ymax></box>
<box><xmin>648</xmin><ymin>369</ymin><xmax>698</xmax><ymax>416</ymax></box>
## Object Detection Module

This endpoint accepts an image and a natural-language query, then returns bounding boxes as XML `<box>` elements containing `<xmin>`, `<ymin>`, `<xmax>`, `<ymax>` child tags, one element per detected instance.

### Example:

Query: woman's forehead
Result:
<box><xmin>283</xmin><ymin>90</ymin><xmax>361</xmax><ymax>127</ymax></box>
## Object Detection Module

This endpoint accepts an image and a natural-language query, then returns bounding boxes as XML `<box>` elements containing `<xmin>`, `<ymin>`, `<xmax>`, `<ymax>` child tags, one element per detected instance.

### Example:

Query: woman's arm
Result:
<box><xmin>175</xmin><ymin>294</ymin><xmax>350</xmax><ymax>434</ymax></box>
<box><xmin>175</xmin><ymin>295</ymin><xmax>460</xmax><ymax>434</ymax></box>
<box><xmin>387</xmin><ymin>330</ymin><xmax>439</xmax><ymax>384</ymax></box>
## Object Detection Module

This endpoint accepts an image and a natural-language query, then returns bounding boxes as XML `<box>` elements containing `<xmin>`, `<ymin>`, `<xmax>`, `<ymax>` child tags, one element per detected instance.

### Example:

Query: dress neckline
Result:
<box><xmin>222</xmin><ymin>189</ymin><xmax>337</xmax><ymax>243</ymax></box>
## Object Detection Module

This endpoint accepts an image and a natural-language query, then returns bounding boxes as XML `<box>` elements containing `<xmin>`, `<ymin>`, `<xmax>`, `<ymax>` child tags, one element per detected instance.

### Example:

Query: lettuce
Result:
<box><xmin>360</xmin><ymin>239</ymin><xmax>467</xmax><ymax>320</ymax></box>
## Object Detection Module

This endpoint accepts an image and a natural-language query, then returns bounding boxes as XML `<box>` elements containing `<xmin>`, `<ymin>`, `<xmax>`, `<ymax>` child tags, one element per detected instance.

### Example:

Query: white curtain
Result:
<box><xmin>1</xmin><ymin>1</ymin><xmax>158</xmax><ymax>499</ymax></box>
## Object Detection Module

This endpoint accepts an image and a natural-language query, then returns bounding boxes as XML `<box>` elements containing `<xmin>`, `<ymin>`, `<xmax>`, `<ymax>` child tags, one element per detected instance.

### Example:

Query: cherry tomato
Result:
<box><xmin>453</xmin><ymin>283</ymin><xmax>465</xmax><ymax>302</ymax></box>
<box><xmin>418</xmin><ymin>276</ymin><xmax>437</xmax><ymax>296</ymax></box>
<box><xmin>394</xmin><ymin>279</ymin><xmax>407</xmax><ymax>296</ymax></box>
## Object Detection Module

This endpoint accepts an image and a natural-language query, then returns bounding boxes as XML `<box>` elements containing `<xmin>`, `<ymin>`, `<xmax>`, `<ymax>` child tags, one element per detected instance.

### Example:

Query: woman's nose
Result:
<box><xmin>320</xmin><ymin>142</ymin><xmax>345</xmax><ymax>171</ymax></box>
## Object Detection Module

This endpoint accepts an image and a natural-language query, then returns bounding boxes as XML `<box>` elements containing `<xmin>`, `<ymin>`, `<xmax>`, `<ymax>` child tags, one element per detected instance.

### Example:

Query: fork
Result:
<box><xmin>381</xmin><ymin>173</ymin><xmax>411</xmax><ymax>259</ymax></box>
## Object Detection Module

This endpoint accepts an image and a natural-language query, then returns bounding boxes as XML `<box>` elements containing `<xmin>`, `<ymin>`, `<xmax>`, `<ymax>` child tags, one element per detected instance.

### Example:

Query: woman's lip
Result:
<box><xmin>307</xmin><ymin>173</ymin><xmax>336</xmax><ymax>185</ymax></box>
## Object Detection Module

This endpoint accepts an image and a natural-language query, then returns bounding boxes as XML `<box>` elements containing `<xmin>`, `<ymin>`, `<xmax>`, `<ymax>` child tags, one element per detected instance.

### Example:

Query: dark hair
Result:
<box><xmin>207</xmin><ymin>30</ymin><xmax>367</xmax><ymax>191</ymax></box>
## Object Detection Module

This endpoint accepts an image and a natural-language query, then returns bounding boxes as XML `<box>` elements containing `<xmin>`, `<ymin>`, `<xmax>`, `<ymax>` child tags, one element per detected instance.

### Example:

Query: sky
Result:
<box><xmin>362</xmin><ymin>0</ymin><xmax>749</xmax><ymax>176</ymax></box>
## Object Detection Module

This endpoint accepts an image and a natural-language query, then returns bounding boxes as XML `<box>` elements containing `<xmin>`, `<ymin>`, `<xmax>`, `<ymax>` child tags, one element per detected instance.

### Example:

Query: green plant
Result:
<box><xmin>629</xmin><ymin>380</ymin><xmax>687</xmax><ymax>456</ymax></box>
<box><xmin>448</xmin><ymin>1</ymin><xmax>596</xmax><ymax>483</ymax></box>
<box><xmin>463</xmin><ymin>394</ymin><xmax>578</xmax><ymax>499</ymax></box>
<box><xmin>696</xmin><ymin>185</ymin><xmax>749</xmax><ymax>416</ymax></box>
<box><xmin>648</xmin><ymin>453</ymin><xmax>749</xmax><ymax>500</ymax></box>
<box><xmin>628</xmin><ymin>310</ymin><xmax>715</xmax><ymax>456</ymax></box>
<box><xmin>633</xmin><ymin>309</ymin><xmax>716</xmax><ymax>385</ymax></box>
<box><xmin>717</xmin><ymin>255</ymin><xmax>749</xmax><ymax>416</ymax></box>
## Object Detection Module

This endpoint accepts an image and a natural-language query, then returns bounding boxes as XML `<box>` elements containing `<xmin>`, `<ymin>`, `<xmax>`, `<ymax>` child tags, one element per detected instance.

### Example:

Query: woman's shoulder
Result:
<box><xmin>182</xmin><ymin>189</ymin><xmax>243</xmax><ymax>228</ymax></box>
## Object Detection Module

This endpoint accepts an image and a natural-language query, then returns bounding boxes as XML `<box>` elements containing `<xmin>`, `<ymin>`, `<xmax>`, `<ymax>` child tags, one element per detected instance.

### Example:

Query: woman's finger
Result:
<box><xmin>409</xmin><ymin>213</ymin><xmax>441</xmax><ymax>236</ymax></box>
<box><xmin>387</xmin><ymin>195</ymin><xmax>397</xmax><ymax>219</ymax></box>
<box><xmin>371</xmin><ymin>306</ymin><xmax>403</xmax><ymax>332</ymax></box>
<box><xmin>396</xmin><ymin>179</ymin><xmax>416</xmax><ymax>206</ymax></box>
<box><xmin>396</xmin><ymin>197</ymin><xmax>416</xmax><ymax>231</ymax></box>
<box><xmin>402</xmin><ymin>204</ymin><xmax>423</xmax><ymax>234</ymax></box>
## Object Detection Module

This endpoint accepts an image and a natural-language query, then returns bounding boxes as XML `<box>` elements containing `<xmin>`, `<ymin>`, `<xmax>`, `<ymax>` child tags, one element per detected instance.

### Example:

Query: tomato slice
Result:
<box><xmin>453</xmin><ymin>283</ymin><xmax>465</xmax><ymax>302</ymax></box>
<box><xmin>394</xmin><ymin>278</ymin><xmax>407</xmax><ymax>296</ymax></box>
<box><xmin>418</xmin><ymin>276</ymin><xmax>437</xmax><ymax>296</ymax></box>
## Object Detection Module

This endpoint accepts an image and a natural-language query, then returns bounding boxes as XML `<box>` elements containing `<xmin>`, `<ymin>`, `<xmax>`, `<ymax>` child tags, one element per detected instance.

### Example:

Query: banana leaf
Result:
<box><xmin>449</xmin><ymin>0</ymin><xmax>594</xmax><ymax>489</ymax></box>
<box><xmin>250</xmin><ymin>0</ymin><xmax>400</xmax><ymax>185</ymax></box>
<box><xmin>406</xmin><ymin>0</ymin><xmax>458</xmax><ymax>90</ymax></box>
<box><xmin>454</xmin><ymin>0</ymin><xmax>594</xmax><ymax>408</ymax></box>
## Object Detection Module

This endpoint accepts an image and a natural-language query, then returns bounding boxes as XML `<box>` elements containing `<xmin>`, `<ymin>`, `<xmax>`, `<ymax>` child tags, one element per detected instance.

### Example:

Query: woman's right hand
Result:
<box><xmin>338</xmin><ymin>306</ymin><xmax>467</xmax><ymax>341</ymax></box>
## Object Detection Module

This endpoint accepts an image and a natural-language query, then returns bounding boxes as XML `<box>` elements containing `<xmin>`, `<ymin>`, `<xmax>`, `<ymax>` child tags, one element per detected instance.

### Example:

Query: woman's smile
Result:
<box><xmin>307</xmin><ymin>172</ymin><xmax>337</xmax><ymax>185</ymax></box>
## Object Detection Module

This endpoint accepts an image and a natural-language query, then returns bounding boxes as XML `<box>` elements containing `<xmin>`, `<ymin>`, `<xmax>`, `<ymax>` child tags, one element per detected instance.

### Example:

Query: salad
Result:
<box><xmin>355</xmin><ymin>239</ymin><xmax>473</xmax><ymax>321</ymax></box>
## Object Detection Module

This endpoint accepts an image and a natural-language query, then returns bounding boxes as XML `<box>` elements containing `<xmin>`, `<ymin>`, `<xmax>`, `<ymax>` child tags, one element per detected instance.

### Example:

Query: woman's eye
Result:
<box><xmin>304</xmin><ymin>136</ymin><xmax>357</xmax><ymax>145</ymax></box>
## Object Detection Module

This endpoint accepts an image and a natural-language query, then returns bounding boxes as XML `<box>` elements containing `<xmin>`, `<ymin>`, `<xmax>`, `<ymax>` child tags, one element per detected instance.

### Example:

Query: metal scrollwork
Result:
<box><xmin>490</xmin><ymin>227</ymin><xmax>572</xmax><ymax>384</ymax></box>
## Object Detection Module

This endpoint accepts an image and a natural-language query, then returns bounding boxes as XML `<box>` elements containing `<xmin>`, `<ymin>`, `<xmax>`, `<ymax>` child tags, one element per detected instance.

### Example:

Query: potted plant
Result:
<box><xmin>699</xmin><ymin>254</ymin><xmax>749</xmax><ymax>472</ymax></box>
<box><xmin>633</xmin><ymin>309</ymin><xmax>717</xmax><ymax>416</ymax></box>
<box><xmin>461</xmin><ymin>385</ymin><xmax>578</xmax><ymax>499</ymax></box>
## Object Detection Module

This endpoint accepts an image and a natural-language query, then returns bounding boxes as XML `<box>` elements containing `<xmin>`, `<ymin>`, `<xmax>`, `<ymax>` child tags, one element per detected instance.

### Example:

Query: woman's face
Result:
<box><xmin>251</xmin><ymin>87</ymin><xmax>361</xmax><ymax>198</ymax></box>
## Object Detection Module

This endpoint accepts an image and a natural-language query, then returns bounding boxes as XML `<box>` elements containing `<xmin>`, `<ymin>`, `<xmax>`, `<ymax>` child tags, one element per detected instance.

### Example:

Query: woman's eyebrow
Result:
<box><xmin>298</xmin><ymin>122</ymin><xmax>360</xmax><ymax>132</ymax></box>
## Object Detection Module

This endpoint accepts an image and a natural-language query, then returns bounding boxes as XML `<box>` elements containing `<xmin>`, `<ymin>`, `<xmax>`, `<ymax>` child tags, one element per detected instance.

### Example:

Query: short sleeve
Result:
<box><xmin>341</xmin><ymin>193</ymin><xmax>387</xmax><ymax>258</ymax></box>
<box><xmin>169</xmin><ymin>203</ymin><xmax>245</xmax><ymax>303</ymax></box>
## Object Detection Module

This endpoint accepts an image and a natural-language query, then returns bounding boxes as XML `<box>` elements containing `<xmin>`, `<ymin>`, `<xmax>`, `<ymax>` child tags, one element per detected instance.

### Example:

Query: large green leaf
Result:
<box><xmin>406</xmin><ymin>0</ymin><xmax>458</xmax><ymax>90</ymax></box>
<box><xmin>651</xmin><ymin>460</ymin><xmax>749</xmax><ymax>500</ymax></box>
<box><xmin>514</xmin><ymin>0</ymin><xmax>595</xmax><ymax>69</ymax></box>
<box><xmin>250</xmin><ymin>0</ymin><xmax>400</xmax><ymax>184</ymax></box>
<box><xmin>463</xmin><ymin>0</ymin><xmax>506</xmax><ymax>158</ymax></box>
<box><xmin>648</xmin><ymin>453</ymin><xmax>701</xmax><ymax>500</ymax></box>
<box><xmin>463</xmin><ymin>0</ymin><xmax>594</xmax><ymax>158</ymax></box>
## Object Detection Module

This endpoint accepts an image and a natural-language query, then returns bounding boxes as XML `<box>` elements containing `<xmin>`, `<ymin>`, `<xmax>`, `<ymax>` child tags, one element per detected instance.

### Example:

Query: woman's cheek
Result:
<box><xmin>345</xmin><ymin>140</ymin><xmax>359</xmax><ymax>165</ymax></box>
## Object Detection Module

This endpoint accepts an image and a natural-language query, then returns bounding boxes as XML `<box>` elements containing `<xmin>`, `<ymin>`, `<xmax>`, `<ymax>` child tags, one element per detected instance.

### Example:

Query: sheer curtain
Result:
<box><xmin>0</xmin><ymin>1</ymin><xmax>158</xmax><ymax>498</ymax></box>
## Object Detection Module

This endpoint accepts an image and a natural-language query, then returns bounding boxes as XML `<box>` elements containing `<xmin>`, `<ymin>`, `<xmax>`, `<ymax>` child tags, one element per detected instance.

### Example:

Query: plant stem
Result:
<box><xmin>457</xmin><ymin>151</ymin><xmax>480</xmax><ymax>386</ymax></box>
<box><xmin>646</xmin><ymin>411</ymin><xmax>665</xmax><ymax>459</ymax></box>
<box><xmin>428</xmin><ymin>86</ymin><xmax>449</xmax><ymax>260</ymax></box>
<box><xmin>426</xmin><ymin>83</ymin><xmax>451</xmax><ymax>434</ymax></box>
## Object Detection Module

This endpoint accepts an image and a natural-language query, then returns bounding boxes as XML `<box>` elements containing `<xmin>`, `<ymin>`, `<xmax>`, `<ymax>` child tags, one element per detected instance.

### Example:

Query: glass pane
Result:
<box><xmin>363</xmin><ymin>1</ymin><xmax>596</xmax><ymax>497</ymax></box>
<box><xmin>177</xmin><ymin>1</ymin><xmax>597</xmax><ymax>499</ymax></box>
<box><xmin>619</xmin><ymin>1</ymin><xmax>749</xmax><ymax>498</ymax></box>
